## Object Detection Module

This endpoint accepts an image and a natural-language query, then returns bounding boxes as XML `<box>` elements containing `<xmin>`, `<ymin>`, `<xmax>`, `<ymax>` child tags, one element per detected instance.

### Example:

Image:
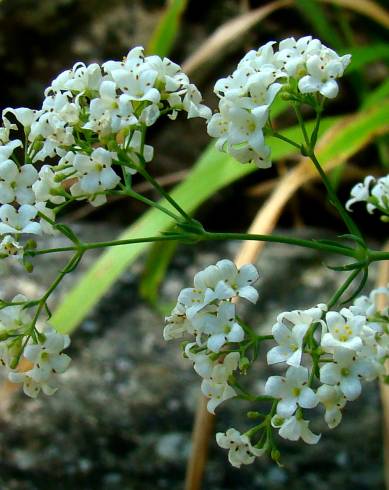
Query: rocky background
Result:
<box><xmin>0</xmin><ymin>226</ymin><xmax>383</xmax><ymax>490</ymax></box>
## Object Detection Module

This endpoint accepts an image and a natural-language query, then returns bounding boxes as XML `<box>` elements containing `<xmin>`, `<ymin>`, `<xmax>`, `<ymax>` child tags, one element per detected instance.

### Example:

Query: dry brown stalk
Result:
<box><xmin>377</xmin><ymin>245</ymin><xmax>389</xmax><ymax>489</ymax></box>
<box><xmin>321</xmin><ymin>0</ymin><xmax>389</xmax><ymax>28</ymax></box>
<box><xmin>182</xmin><ymin>0</ymin><xmax>293</xmax><ymax>75</ymax></box>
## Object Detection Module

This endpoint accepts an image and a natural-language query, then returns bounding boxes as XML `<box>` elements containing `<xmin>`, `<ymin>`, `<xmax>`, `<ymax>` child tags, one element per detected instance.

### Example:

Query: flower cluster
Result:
<box><xmin>216</xmin><ymin>428</ymin><xmax>265</xmax><ymax>468</ymax></box>
<box><xmin>265</xmin><ymin>288</ymin><xmax>388</xmax><ymax>439</ymax></box>
<box><xmin>346</xmin><ymin>174</ymin><xmax>389</xmax><ymax>219</ymax></box>
<box><xmin>0</xmin><ymin>46</ymin><xmax>210</xmax><ymax>268</ymax></box>
<box><xmin>207</xmin><ymin>36</ymin><xmax>351</xmax><ymax>167</ymax></box>
<box><xmin>214</xmin><ymin>286</ymin><xmax>388</xmax><ymax>465</ymax></box>
<box><xmin>164</xmin><ymin>259</ymin><xmax>259</xmax><ymax>413</ymax></box>
<box><xmin>0</xmin><ymin>296</ymin><xmax>71</xmax><ymax>397</ymax></box>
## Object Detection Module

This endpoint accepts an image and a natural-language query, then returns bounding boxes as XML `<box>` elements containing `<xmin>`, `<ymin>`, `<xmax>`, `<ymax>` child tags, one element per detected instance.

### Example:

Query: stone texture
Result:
<box><xmin>0</xmin><ymin>226</ymin><xmax>384</xmax><ymax>490</ymax></box>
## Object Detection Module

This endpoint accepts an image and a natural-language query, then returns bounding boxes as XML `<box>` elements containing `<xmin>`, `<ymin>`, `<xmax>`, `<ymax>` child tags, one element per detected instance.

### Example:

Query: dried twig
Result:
<box><xmin>377</xmin><ymin>245</ymin><xmax>389</xmax><ymax>490</ymax></box>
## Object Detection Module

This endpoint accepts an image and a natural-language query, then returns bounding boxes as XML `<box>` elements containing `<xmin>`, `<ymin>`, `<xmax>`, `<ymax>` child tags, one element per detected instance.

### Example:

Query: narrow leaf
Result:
<box><xmin>146</xmin><ymin>0</ymin><xmax>188</xmax><ymax>58</ymax></box>
<box><xmin>296</xmin><ymin>0</ymin><xmax>343</xmax><ymax>49</ymax></box>
<box><xmin>321</xmin><ymin>0</ymin><xmax>389</xmax><ymax>28</ymax></box>
<box><xmin>139</xmin><ymin>239</ymin><xmax>178</xmax><ymax>306</ymax></box>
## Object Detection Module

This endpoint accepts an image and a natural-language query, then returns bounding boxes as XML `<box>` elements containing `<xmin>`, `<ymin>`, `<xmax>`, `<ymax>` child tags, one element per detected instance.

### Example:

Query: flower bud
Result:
<box><xmin>271</xmin><ymin>448</ymin><xmax>281</xmax><ymax>463</ymax></box>
<box><xmin>239</xmin><ymin>356</ymin><xmax>250</xmax><ymax>373</ymax></box>
<box><xmin>24</xmin><ymin>239</ymin><xmax>37</xmax><ymax>250</ymax></box>
<box><xmin>9</xmin><ymin>356</ymin><xmax>19</xmax><ymax>369</ymax></box>
<box><xmin>247</xmin><ymin>411</ymin><xmax>261</xmax><ymax>419</ymax></box>
<box><xmin>23</xmin><ymin>260</ymin><xmax>34</xmax><ymax>273</ymax></box>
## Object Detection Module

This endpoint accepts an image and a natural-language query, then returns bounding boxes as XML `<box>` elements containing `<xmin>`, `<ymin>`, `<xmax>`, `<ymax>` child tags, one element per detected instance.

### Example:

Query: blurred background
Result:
<box><xmin>0</xmin><ymin>0</ymin><xmax>388</xmax><ymax>489</ymax></box>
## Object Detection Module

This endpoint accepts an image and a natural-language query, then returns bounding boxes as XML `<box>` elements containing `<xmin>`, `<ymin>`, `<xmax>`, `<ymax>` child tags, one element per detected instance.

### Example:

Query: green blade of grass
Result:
<box><xmin>362</xmin><ymin>78</ymin><xmax>389</xmax><ymax>110</ymax></box>
<box><xmin>344</xmin><ymin>44</ymin><xmax>389</xmax><ymax>73</ymax></box>
<box><xmin>296</xmin><ymin>0</ymin><xmax>343</xmax><ymax>49</ymax></box>
<box><xmin>146</xmin><ymin>0</ymin><xmax>187</xmax><ymax>58</ymax></box>
<box><xmin>139</xmin><ymin>239</ymin><xmax>178</xmax><ymax>308</ymax></box>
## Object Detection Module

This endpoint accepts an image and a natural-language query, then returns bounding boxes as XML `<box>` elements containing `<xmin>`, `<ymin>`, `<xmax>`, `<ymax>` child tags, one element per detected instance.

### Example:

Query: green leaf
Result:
<box><xmin>146</xmin><ymin>0</ymin><xmax>188</xmax><ymax>58</ymax></box>
<box><xmin>344</xmin><ymin>44</ymin><xmax>389</xmax><ymax>73</ymax></box>
<box><xmin>139</xmin><ymin>239</ymin><xmax>178</xmax><ymax>307</ymax></box>
<box><xmin>362</xmin><ymin>78</ymin><xmax>389</xmax><ymax>110</ymax></box>
<box><xmin>318</xmin><ymin>102</ymin><xmax>389</xmax><ymax>164</ymax></box>
<box><xmin>295</xmin><ymin>0</ymin><xmax>343</xmax><ymax>49</ymax></box>
<box><xmin>51</xmin><ymin>104</ymin><xmax>389</xmax><ymax>334</ymax></box>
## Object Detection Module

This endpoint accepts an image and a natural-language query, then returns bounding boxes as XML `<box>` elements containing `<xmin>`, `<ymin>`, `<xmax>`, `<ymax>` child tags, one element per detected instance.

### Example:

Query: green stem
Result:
<box><xmin>369</xmin><ymin>250</ymin><xmax>389</xmax><ymax>262</ymax></box>
<box><xmin>119</xmin><ymin>188</ymin><xmax>181</xmax><ymax>221</ymax></box>
<box><xmin>30</xmin><ymin>234</ymin><xmax>183</xmax><ymax>256</ymax></box>
<box><xmin>13</xmin><ymin>253</ymin><xmax>81</xmax><ymax>366</ymax></box>
<box><xmin>293</xmin><ymin>102</ymin><xmax>310</xmax><ymax>146</ymax></box>
<box><xmin>327</xmin><ymin>267</ymin><xmax>361</xmax><ymax>309</ymax></box>
<box><xmin>202</xmin><ymin>231</ymin><xmax>356</xmax><ymax>258</ymax></box>
<box><xmin>136</xmin><ymin>165</ymin><xmax>192</xmax><ymax>222</ymax></box>
<box><xmin>293</xmin><ymin>103</ymin><xmax>362</xmax><ymax>239</ymax></box>
<box><xmin>308</xmin><ymin>151</ymin><xmax>363</xmax><ymax>239</ymax></box>
<box><xmin>272</xmin><ymin>132</ymin><xmax>302</xmax><ymax>150</ymax></box>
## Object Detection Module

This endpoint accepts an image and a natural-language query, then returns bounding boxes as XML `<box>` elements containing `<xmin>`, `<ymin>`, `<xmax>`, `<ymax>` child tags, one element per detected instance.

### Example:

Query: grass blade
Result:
<box><xmin>146</xmin><ymin>0</ymin><xmax>188</xmax><ymax>58</ymax></box>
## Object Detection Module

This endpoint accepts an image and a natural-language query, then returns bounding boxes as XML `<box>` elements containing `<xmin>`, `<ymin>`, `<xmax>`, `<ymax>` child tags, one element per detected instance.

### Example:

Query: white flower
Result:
<box><xmin>184</xmin><ymin>344</ymin><xmax>214</xmax><ymax>378</ymax></box>
<box><xmin>0</xmin><ymin>160</ymin><xmax>38</xmax><ymax>205</ymax></box>
<box><xmin>350</xmin><ymin>286</ymin><xmax>389</xmax><ymax>318</ymax></box>
<box><xmin>372</xmin><ymin>175</ymin><xmax>389</xmax><ymax>214</ymax></box>
<box><xmin>176</xmin><ymin>260</ymin><xmax>259</xmax><ymax>322</ymax></box>
<box><xmin>213</xmin><ymin>259</ymin><xmax>259</xmax><ymax>303</ymax></box>
<box><xmin>346</xmin><ymin>176</ymin><xmax>375</xmax><ymax>211</ymax></box>
<box><xmin>0</xmin><ymin>235</ymin><xmax>23</xmax><ymax>259</ymax></box>
<box><xmin>111</xmin><ymin>67</ymin><xmax>160</xmax><ymax>103</ymax></box>
<box><xmin>317</xmin><ymin>384</ymin><xmax>346</xmax><ymax>428</ymax></box>
<box><xmin>265</xmin><ymin>365</ymin><xmax>318</xmax><ymax>417</ymax></box>
<box><xmin>23</xmin><ymin>327</ymin><xmax>71</xmax><ymax>383</ymax></box>
<box><xmin>228</xmin><ymin>142</ymin><xmax>272</xmax><ymax>168</ymax></box>
<box><xmin>298</xmin><ymin>47</ymin><xmax>351</xmax><ymax>98</ymax></box>
<box><xmin>8</xmin><ymin>371</ymin><xmax>59</xmax><ymax>398</ymax></box>
<box><xmin>8</xmin><ymin>327</ymin><xmax>71</xmax><ymax>398</ymax></box>
<box><xmin>32</xmin><ymin>165</ymin><xmax>66</xmax><ymax>205</ymax></box>
<box><xmin>48</xmin><ymin>62</ymin><xmax>102</xmax><ymax>94</ymax></box>
<box><xmin>321</xmin><ymin>309</ymin><xmax>364</xmax><ymax>352</ymax></box>
<box><xmin>35</xmin><ymin>202</ymin><xmax>57</xmax><ymax>235</ymax></box>
<box><xmin>0</xmin><ymin>114</ymin><xmax>17</xmax><ymax>144</ymax></box>
<box><xmin>125</xmin><ymin>130</ymin><xmax>154</xmax><ymax>165</ymax></box>
<box><xmin>216</xmin><ymin>428</ymin><xmax>264</xmax><ymax>468</ymax></box>
<box><xmin>146</xmin><ymin>55</ymin><xmax>189</xmax><ymax>92</ymax></box>
<box><xmin>201</xmin><ymin>378</ymin><xmax>237</xmax><ymax>414</ymax></box>
<box><xmin>319</xmin><ymin>349</ymin><xmax>373</xmax><ymax>401</ymax></box>
<box><xmin>4</xmin><ymin>107</ymin><xmax>38</xmax><ymax>128</ymax></box>
<box><xmin>271</xmin><ymin>414</ymin><xmax>321</xmax><ymax>444</ymax></box>
<box><xmin>0</xmin><ymin>139</ymin><xmax>22</xmax><ymax>160</ymax></box>
<box><xmin>163</xmin><ymin>303</ymin><xmax>191</xmax><ymax>341</ymax></box>
<box><xmin>84</xmin><ymin>83</ymin><xmax>138</xmax><ymax>135</ymax></box>
<box><xmin>70</xmin><ymin>148</ymin><xmax>120</xmax><ymax>205</ymax></box>
<box><xmin>182</xmin><ymin>84</ymin><xmax>211</xmax><ymax>120</ymax></box>
<box><xmin>226</xmin><ymin>106</ymin><xmax>269</xmax><ymax>151</ymax></box>
<box><xmin>209</xmin><ymin>38</ymin><xmax>349</xmax><ymax>167</ymax></box>
<box><xmin>0</xmin><ymin>204</ymin><xmax>41</xmax><ymax>235</ymax></box>
<box><xmin>267</xmin><ymin>305</ymin><xmax>325</xmax><ymax>367</ymax></box>
<box><xmin>0</xmin><ymin>294</ymin><xmax>30</xmax><ymax>332</ymax></box>
<box><xmin>207</xmin><ymin>112</ymin><xmax>228</xmax><ymax>149</ymax></box>
<box><xmin>275</xmin><ymin>36</ymin><xmax>322</xmax><ymax>76</ymax></box>
<box><xmin>210</xmin><ymin>352</ymin><xmax>240</xmax><ymax>383</ymax></box>
<box><xmin>204</xmin><ymin>302</ymin><xmax>244</xmax><ymax>352</ymax></box>
<box><xmin>200</xmin><ymin>352</ymin><xmax>240</xmax><ymax>413</ymax></box>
